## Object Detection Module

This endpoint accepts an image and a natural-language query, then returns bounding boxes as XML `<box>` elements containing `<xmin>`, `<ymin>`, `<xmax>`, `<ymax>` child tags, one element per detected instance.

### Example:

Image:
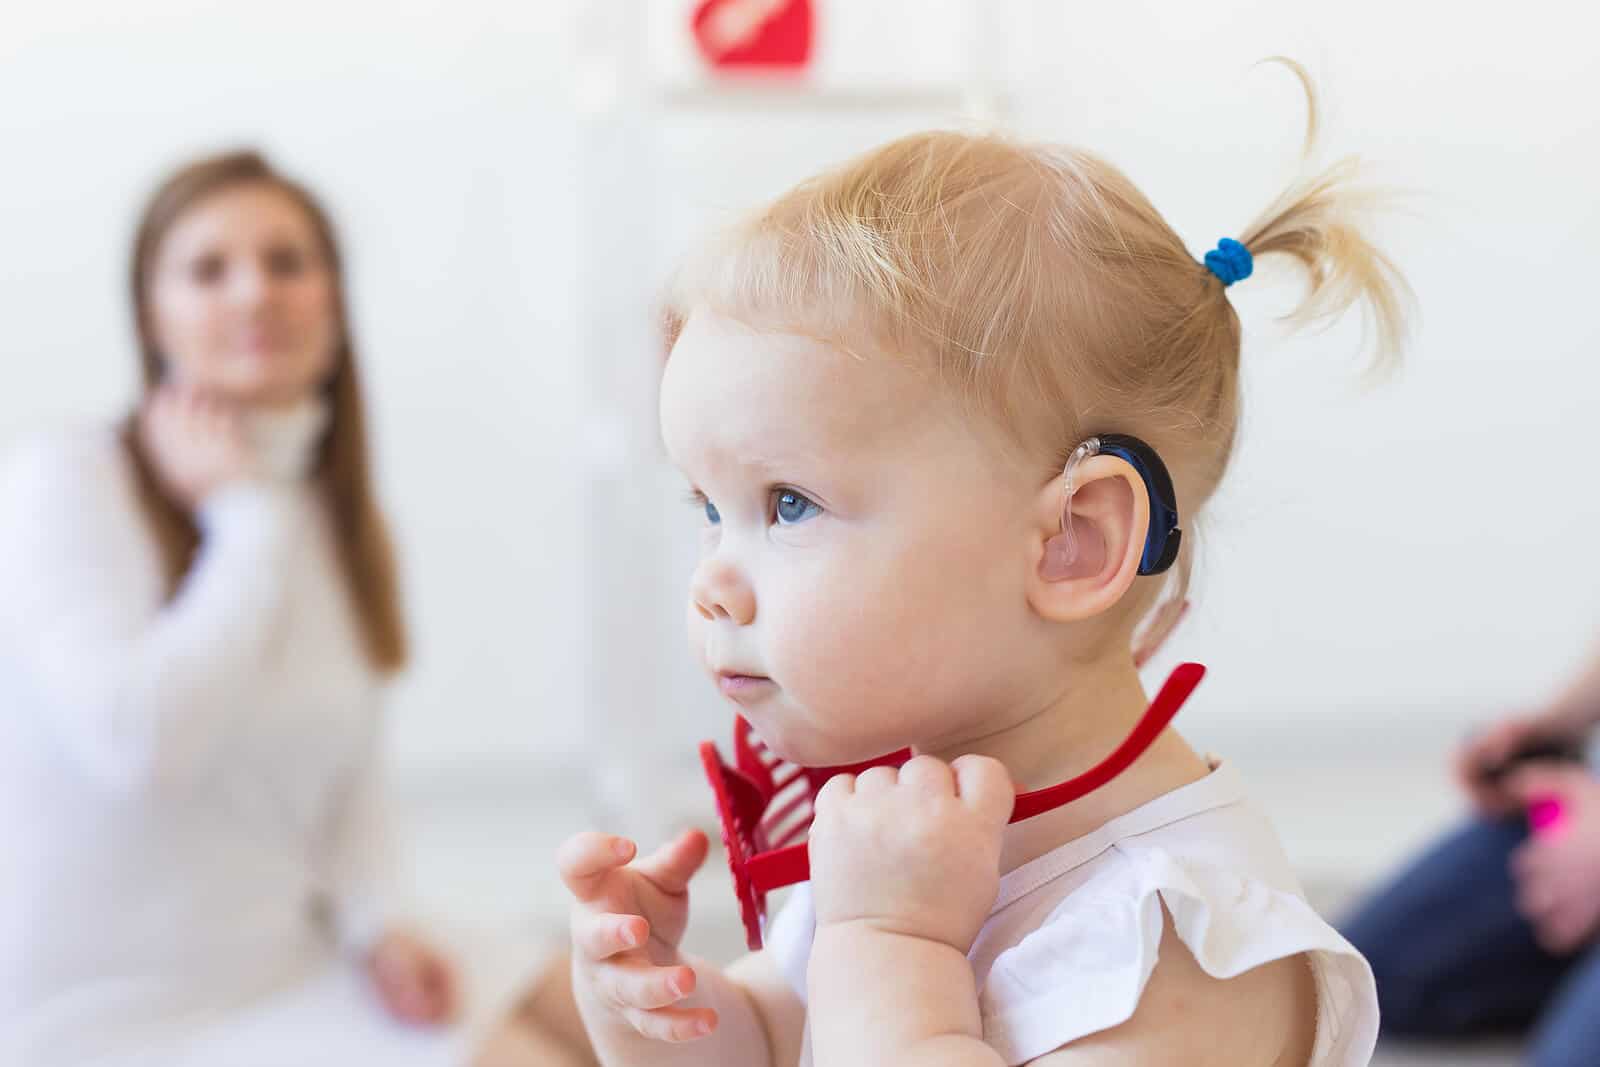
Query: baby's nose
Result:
<box><xmin>690</xmin><ymin>557</ymin><xmax>756</xmax><ymax>625</ymax></box>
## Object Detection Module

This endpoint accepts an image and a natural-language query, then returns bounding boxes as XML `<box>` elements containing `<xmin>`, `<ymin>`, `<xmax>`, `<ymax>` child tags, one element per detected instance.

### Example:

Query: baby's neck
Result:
<box><xmin>922</xmin><ymin>658</ymin><xmax>1211</xmax><ymax>875</ymax></box>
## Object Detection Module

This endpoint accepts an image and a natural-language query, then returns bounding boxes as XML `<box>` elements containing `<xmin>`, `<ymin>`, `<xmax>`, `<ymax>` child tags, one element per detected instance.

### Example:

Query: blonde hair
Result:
<box><xmin>665</xmin><ymin>60</ymin><xmax>1411</xmax><ymax>657</ymax></box>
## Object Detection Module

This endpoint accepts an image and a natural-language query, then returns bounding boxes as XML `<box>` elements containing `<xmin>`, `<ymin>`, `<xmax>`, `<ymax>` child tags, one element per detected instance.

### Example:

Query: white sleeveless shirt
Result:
<box><xmin>766</xmin><ymin>761</ymin><xmax>1377</xmax><ymax>1066</ymax></box>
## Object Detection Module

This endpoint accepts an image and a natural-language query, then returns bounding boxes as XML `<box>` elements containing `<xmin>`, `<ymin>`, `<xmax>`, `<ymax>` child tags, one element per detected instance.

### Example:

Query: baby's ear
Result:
<box><xmin>1026</xmin><ymin>455</ymin><xmax>1149</xmax><ymax>623</ymax></box>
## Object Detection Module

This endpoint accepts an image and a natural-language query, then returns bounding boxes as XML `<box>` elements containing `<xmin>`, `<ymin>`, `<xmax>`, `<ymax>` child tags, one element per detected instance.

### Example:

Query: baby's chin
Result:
<box><xmin>744</xmin><ymin>707</ymin><xmax>909</xmax><ymax>769</ymax></box>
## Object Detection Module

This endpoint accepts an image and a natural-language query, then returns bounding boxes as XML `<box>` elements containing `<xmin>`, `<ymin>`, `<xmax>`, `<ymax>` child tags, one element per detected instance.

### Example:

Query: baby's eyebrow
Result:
<box><xmin>733</xmin><ymin>447</ymin><xmax>840</xmax><ymax>484</ymax></box>
<box><xmin>737</xmin><ymin>452</ymin><xmax>797</xmax><ymax>475</ymax></box>
<box><xmin>698</xmin><ymin>436</ymin><xmax>831</xmax><ymax>477</ymax></box>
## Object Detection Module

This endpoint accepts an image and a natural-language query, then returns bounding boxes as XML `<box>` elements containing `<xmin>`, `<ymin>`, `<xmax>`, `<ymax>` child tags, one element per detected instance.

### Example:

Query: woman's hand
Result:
<box><xmin>1506</xmin><ymin>764</ymin><xmax>1600</xmax><ymax>955</ymax></box>
<box><xmin>1454</xmin><ymin>714</ymin><xmax>1582</xmax><ymax>817</ymax></box>
<box><xmin>368</xmin><ymin>927</ymin><xmax>459</xmax><ymax>1026</ymax></box>
<box><xmin>138</xmin><ymin>384</ymin><xmax>257</xmax><ymax>508</ymax></box>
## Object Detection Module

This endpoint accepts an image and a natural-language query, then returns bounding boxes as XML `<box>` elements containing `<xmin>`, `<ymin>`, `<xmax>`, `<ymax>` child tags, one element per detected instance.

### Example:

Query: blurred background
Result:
<box><xmin>3</xmin><ymin>1</ymin><xmax>1597</xmax><ymax>1062</ymax></box>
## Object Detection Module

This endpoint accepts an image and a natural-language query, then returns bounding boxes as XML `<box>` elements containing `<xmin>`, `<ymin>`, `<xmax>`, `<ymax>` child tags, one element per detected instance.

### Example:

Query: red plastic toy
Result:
<box><xmin>692</xmin><ymin>0</ymin><xmax>814</xmax><ymax>71</ymax></box>
<box><xmin>700</xmin><ymin>662</ymin><xmax>1207</xmax><ymax>949</ymax></box>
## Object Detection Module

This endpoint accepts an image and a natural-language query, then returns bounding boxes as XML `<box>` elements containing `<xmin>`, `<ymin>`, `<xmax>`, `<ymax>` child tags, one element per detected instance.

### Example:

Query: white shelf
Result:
<box><xmin>656</xmin><ymin>80</ymin><xmax>1010</xmax><ymax>116</ymax></box>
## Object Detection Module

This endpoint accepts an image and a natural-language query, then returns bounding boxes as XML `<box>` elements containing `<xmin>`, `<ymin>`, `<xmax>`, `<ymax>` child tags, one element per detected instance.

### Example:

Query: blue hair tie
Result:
<box><xmin>1203</xmin><ymin>237</ymin><xmax>1253</xmax><ymax>287</ymax></box>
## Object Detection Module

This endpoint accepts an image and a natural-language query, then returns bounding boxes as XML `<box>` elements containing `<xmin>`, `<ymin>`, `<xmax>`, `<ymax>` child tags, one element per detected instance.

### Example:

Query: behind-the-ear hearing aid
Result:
<box><xmin>1043</xmin><ymin>433</ymin><xmax>1182</xmax><ymax>579</ymax></box>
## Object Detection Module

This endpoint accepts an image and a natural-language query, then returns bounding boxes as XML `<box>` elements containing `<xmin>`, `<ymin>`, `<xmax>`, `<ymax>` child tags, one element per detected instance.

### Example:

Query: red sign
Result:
<box><xmin>692</xmin><ymin>0</ymin><xmax>814</xmax><ymax>70</ymax></box>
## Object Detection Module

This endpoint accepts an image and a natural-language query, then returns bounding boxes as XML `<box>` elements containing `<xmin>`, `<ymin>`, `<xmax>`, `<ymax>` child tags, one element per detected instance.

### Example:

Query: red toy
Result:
<box><xmin>700</xmin><ymin>662</ymin><xmax>1207</xmax><ymax>949</ymax></box>
<box><xmin>691</xmin><ymin>0</ymin><xmax>814</xmax><ymax>71</ymax></box>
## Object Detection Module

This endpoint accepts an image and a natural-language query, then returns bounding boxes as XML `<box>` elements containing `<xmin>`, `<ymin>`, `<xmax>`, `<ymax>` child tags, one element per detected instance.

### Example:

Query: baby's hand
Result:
<box><xmin>808</xmin><ymin>755</ymin><xmax>1013</xmax><ymax>952</ymax></box>
<box><xmin>558</xmin><ymin>828</ymin><xmax>718</xmax><ymax>1043</ymax></box>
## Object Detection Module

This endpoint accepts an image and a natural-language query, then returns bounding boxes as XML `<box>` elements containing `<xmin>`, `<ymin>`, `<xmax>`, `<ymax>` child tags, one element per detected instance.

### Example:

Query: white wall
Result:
<box><xmin>4</xmin><ymin>0</ymin><xmax>1598</xmax><ymax>800</ymax></box>
<box><xmin>0</xmin><ymin>0</ymin><xmax>588</xmax><ymax>772</ymax></box>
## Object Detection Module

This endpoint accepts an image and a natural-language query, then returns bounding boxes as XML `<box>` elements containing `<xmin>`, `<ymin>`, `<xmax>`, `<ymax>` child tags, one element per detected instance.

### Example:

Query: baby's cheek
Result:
<box><xmin>771</xmin><ymin>567</ymin><xmax>947</xmax><ymax>742</ymax></box>
<box><xmin>766</xmin><ymin>572</ymin><xmax>861</xmax><ymax>694</ymax></box>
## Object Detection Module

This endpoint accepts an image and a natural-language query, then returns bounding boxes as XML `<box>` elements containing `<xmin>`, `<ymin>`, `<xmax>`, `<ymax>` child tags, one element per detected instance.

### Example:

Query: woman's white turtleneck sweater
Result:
<box><xmin>0</xmin><ymin>403</ymin><xmax>418</xmax><ymax>1062</ymax></box>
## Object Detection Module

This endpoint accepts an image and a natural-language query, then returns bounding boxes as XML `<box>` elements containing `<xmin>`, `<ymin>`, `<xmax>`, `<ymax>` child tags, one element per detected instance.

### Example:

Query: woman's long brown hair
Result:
<box><xmin>125</xmin><ymin>150</ymin><xmax>408</xmax><ymax>673</ymax></box>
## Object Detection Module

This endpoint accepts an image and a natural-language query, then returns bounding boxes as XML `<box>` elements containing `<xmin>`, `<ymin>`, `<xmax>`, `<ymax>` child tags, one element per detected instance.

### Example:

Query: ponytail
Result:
<box><xmin>1235</xmin><ymin>57</ymin><xmax>1413</xmax><ymax>373</ymax></box>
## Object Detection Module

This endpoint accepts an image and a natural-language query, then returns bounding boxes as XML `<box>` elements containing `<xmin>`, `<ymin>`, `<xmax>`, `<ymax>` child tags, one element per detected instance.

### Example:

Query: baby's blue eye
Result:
<box><xmin>704</xmin><ymin>498</ymin><xmax>721</xmax><ymax>525</ymax></box>
<box><xmin>775</xmin><ymin>490</ymin><xmax>821</xmax><ymax>525</ymax></box>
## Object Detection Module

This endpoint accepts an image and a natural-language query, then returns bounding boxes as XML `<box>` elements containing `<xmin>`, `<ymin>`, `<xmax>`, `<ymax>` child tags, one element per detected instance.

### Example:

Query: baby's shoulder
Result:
<box><xmin>977</xmin><ymin>804</ymin><xmax>1376</xmax><ymax>1065</ymax></box>
<box><xmin>1025</xmin><ymin>914</ymin><xmax>1316</xmax><ymax>1067</ymax></box>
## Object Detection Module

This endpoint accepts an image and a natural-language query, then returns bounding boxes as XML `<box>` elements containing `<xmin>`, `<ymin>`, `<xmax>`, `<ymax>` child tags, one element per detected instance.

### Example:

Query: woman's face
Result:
<box><xmin>146</xmin><ymin>182</ymin><xmax>340</xmax><ymax>406</ymax></box>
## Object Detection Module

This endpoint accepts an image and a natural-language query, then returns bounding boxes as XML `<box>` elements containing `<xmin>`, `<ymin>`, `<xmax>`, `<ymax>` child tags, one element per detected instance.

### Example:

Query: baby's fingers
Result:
<box><xmin>558</xmin><ymin>832</ymin><xmax>636</xmax><ymax>902</ymax></box>
<box><xmin>621</xmin><ymin>1004</ymin><xmax>717</xmax><ymax>1043</ymax></box>
<box><xmin>633</xmin><ymin>829</ymin><xmax>710</xmax><ymax>897</ymax></box>
<box><xmin>597</xmin><ymin>957</ymin><xmax>698</xmax><ymax>1012</ymax></box>
<box><xmin>952</xmin><ymin>754</ymin><xmax>1015</xmax><ymax>826</ymax></box>
<box><xmin>575</xmin><ymin>911</ymin><xmax>649</xmax><ymax>961</ymax></box>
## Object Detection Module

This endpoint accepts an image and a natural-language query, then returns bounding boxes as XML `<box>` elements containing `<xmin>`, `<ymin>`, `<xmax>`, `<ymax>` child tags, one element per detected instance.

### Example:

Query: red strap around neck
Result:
<box><xmin>745</xmin><ymin>662</ymin><xmax>1205</xmax><ymax>890</ymax></box>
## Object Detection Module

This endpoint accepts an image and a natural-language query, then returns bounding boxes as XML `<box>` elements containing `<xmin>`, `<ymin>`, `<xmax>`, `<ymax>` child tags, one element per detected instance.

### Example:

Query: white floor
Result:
<box><xmin>394</xmin><ymin>751</ymin><xmax>1525</xmax><ymax>1066</ymax></box>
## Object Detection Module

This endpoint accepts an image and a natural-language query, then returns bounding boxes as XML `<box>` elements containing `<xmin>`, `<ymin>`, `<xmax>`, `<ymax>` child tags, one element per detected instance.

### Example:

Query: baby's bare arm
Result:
<box><xmin>808</xmin><ymin>922</ymin><xmax>1003</xmax><ymax>1067</ymax></box>
<box><xmin>809</xmin><ymin>914</ymin><xmax>1315</xmax><ymax>1067</ymax></box>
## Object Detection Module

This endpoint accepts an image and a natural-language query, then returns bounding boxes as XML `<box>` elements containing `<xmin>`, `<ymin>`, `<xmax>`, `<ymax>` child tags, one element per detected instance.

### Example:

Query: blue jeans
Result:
<box><xmin>1341</xmin><ymin>818</ymin><xmax>1600</xmax><ymax>1066</ymax></box>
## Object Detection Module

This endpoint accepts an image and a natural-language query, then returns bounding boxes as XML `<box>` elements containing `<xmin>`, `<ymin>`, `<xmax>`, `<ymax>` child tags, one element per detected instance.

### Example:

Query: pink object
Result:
<box><xmin>1529</xmin><ymin>794</ymin><xmax>1570</xmax><ymax>838</ymax></box>
<box><xmin>700</xmin><ymin>662</ymin><xmax>1207</xmax><ymax>950</ymax></box>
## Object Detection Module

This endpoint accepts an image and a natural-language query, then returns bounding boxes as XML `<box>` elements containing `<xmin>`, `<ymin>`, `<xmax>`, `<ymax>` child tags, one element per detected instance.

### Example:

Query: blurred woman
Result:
<box><xmin>0</xmin><ymin>151</ymin><xmax>588</xmax><ymax>1066</ymax></box>
<box><xmin>1344</xmin><ymin>644</ymin><xmax>1600</xmax><ymax>1065</ymax></box>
